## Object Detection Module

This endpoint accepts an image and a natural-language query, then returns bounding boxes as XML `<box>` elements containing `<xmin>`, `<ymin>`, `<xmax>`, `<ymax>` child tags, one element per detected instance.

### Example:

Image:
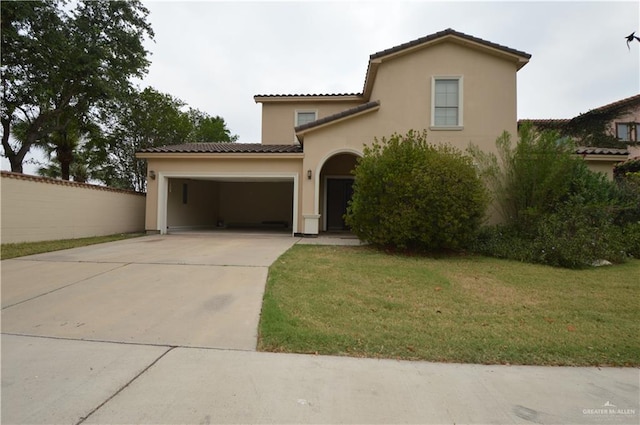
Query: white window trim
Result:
<box><xmin>294</xmin><ymin>109</ymin><xmax>318</xmax><ymax>142</ymax></box>
<box><xmin>430</xmin><ymin>76</ymin><xmax>463</xmax><ymax>131</ymax></box>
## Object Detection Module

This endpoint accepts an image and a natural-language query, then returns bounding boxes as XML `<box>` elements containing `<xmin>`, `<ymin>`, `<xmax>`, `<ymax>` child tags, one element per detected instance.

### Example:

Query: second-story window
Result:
<box><xmin>431</xmin><ymin>76</ymin><xmax>463</xmax><ymax>129</ymax></box>
<box><xmin>296</xmin><ymin>111</ymin><xmax>317</xmax><ymax>127</ymax></box>
<box><xmin>617</xmin><ymin>122</ymin><xmax>637</xmax><ymax>142</ymax></box>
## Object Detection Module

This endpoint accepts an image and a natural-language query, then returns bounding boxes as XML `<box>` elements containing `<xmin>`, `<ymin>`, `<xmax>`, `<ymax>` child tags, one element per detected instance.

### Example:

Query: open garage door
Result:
<box><xmin>157</xmin><ymin>173</ymin><xmax>298</xmax><ymax>235</ymax></box>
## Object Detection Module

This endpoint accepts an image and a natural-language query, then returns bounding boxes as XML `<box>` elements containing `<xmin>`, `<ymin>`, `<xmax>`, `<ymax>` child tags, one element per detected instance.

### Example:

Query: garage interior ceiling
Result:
<box><xmin>179</xmin><ymin>176</ymin><xmax>293</xmax><ymax>183</ymax></box>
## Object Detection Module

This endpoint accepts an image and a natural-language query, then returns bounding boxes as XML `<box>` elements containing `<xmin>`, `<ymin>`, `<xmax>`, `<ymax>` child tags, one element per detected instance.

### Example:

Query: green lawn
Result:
<box><xmin>259</xmin><ymin>245</ymin><xmax>640</xmax><ymax>366</ymax></box>
<box><xmin>1</xmin><ymin>233</ymin><xmax>145</xmax><ymax>260</ymax></box>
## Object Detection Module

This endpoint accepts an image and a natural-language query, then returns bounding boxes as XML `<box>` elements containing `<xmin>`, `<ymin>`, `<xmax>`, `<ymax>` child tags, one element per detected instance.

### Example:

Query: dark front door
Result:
<box><xmin>326</xmin><ymin>178</ymin><xmax>354</xmax><ymax>231</ymax></box>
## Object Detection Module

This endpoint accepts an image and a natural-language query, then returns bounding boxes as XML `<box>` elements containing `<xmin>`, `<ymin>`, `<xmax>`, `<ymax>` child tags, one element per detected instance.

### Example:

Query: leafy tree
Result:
<box><xmin>346</xmin><ymin>130</ymin><xmax>488</xmax><ymax>252</ymax></box>
<box><xmin>1</xmin><ymin>0</ymin><xmax>154</xmax><ymax>173</ymax></box>
<box><xmin>36</xmin><ymin>129</ymin><xmax>94</xmax><ymax>183</ymax></box>
<box><xmin>1</xmin><ymin>0</ymin><xmax>62</xmax><ymax>172</ymax></box>
<box><xmin>89</xmin><ymin>87</ymin><xmax>238</xmax><ymax>191</ymax></box>
<box><xmin>90</xmin><ymin>87</ymin><xmax>192</xmax><ymax>191</ymax></box>
<box><xmin>36</xmin><ymin>111</ymin><xmax>102</xmax><ymax>181</ymax></box>
<box><xmin>187</xmin><ymin>109</ymin><xmax>239</xmax><ymax>143</ymax></box>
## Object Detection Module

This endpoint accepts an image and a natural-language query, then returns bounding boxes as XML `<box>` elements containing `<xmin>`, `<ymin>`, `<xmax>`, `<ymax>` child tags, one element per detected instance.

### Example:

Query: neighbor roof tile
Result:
<box><xmin>575</xmin><ymin>147</ymin><xmax>629</xmax><ymax>155</ymax></box>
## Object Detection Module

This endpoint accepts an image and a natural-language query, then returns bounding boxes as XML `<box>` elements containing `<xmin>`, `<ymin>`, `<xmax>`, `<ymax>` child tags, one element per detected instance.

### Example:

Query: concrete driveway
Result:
<box><xmin>2</xmin><ymin>232</ymin><xmax>638</xmax><ymax>424</ymax></box>
<box><xmin>2</xmin><ymin>232</ymin><xmax>298</xmax><ymax>350</ymax></box>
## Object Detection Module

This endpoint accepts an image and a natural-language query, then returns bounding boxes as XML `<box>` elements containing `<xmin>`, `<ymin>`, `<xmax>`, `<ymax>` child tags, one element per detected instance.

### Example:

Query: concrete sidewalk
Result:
<box><xmin>2</xmin><ymin>233</ymin><xmax>639</xmax><ymax>424</ymax></box>
<box><xmin>3</xmin><ymin>334</ymin><xmax>638</xmax><ymax>424</ymax></box>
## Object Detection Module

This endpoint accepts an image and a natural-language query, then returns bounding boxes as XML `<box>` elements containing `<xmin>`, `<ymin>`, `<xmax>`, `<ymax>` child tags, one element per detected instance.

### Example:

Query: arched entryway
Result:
<box><xmin>319</xmin><ymin>152</ymin><xmax>360</xmax><ymax>232</ymax></box>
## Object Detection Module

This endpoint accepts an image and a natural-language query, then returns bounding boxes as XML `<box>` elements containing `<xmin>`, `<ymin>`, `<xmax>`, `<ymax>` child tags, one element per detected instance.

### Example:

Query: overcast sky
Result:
<box><xmin>5</xmin><ymin>0</ymin><xmax>640</xmax><ymax>173</ymax></box>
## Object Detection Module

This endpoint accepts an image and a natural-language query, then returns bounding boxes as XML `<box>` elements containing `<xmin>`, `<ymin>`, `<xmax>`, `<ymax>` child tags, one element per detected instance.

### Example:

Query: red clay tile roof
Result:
<box><xmin>294</xmin><ymin>101</ymin><xmax>381</xmax><ymax>133</ymax></box>
<box><xmin>518</xmin><ymin>118</ymin><xmax>571</xmax><ymax>127</ymax></box>
<box><xmin>576</xmin><ymin>147</ymin><xmax>629</xmax><ymax>156</ymax></box>
<box><xmin>370</xmin><ymin>28</ymin><xmax>532</xmax><ymax>61</ymax></box>
<box><xmin>581</xmin><ymin>94</ymin><xmax>640</xmax><ymax>116</ymax></box>
<box><xmin>525</xmin><ymin>94</ymin><xmax>640</xmax><ymax>127</ymax></box>
<box><xmin>518</xmin><ymin>119</ymin><xmax>571</xmax><ymax>129</ymax></box>
<box><xmin>139</xmin><ymin>143</ymin><xmax>302</xmax><ymax>154</ymax></box>
<box><xmin>254</xmin><ymin>93</ymin><xmax>361</xmax><ymax>98</ymax></box>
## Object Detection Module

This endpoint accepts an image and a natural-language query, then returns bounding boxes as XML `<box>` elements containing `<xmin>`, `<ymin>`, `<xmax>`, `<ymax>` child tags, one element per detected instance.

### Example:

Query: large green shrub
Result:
<box><xmin>621</xmin><ymin>222</ymin><xmax>640</xmax><ymax>258</ymax></box>
<box><xmin>345</xmin><ymin>130</ymin><xmax>488</xmax><ymax>252</ymax></box>
<box><xmin>614</xmin><ymin>157</ymin><xmax>640</xmax><ymax>181</ymax></box>
<box><xmin>470</xmin><ymin>123</ymin><xmax>584</xmax><ymax>229</ymax></box>
<box><xmin>530</xmin><ymin>200</ymin><xmax>626</xmax><ymax>268</ymax></box>
<box><xmin>470</xmin><ymin>123</ymin><xmax>638</xmax><ymax>268</ymax></box>
<box><xmin>614</xmin><ymin>162</ymin><xmax>640</xmax><ymax>258</ymax></box>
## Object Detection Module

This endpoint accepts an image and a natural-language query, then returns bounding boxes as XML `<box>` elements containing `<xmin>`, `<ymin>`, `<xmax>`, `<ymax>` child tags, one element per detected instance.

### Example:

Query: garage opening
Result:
<box><xmin>164</xmin><ymin>177</ymin><xmax>295</xmax><ymax>234</ymax></box>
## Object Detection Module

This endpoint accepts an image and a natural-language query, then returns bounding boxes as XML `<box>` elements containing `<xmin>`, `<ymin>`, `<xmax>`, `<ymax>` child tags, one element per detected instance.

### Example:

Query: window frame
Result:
<box><xmin>616</xmin><ymin>122</ymin><xmax>638</xmax><ymax>142</ymax></box>
<box><xmin>294</xmin><ymin>109</ymin><xmax>318</xmax><ymax>142</ymax></box>
<box><xmin>430</xmin><ymin>76</ymin><xmax>464</xmax><ymax>130</ymax></box>
<box><xmin>295</xmin><ymin>110</ymin><xmax>318</xmax><ymax>127</ymax></box>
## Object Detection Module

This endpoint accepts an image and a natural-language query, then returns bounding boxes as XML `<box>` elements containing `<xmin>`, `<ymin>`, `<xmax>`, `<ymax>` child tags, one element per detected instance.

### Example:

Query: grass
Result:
<box><xmin>259</xmin><ymin>245</ymin><xmax>640</xmax><ymax>366</ymax></box>
<box><xmin>1</xmin><ymin>233</ymin><xmax>145</xmax><ymax>260</ymax></box>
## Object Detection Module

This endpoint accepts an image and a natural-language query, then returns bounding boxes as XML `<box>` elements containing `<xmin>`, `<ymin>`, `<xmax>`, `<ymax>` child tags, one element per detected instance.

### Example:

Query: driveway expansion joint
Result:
<box><xmin>74</xmin><ymin>346</ymin><xmax>176</xmax><ymax>425</ymax></box>
<box><xmin>1</xmin><ymin>333</ymin><xmax>260</xmax><ymax>353</ymax></box>
<box><xmin>1</xmin><ymin>262</ymin><xmax>129</xmax><ymax>310</ymax></box>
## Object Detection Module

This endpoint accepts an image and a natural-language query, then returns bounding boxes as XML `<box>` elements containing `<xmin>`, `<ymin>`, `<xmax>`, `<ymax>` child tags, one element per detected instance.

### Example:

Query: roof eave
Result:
<box><xmin>372</xmin><ymin>35</ymin><xmax>530</xmax><ymax>68</ymax></box>
<box><xmin>578</xmin><ymin>153</ymin><xmax>629</xmax><ymax>162</ymax></box>
<box><xmin>136</xmin><ymin>152</ymin><xmax>304</xmax><ymax>160</ymax></box>
<box><xmin>254</xmin><ymin>94</ymin><xmax>364</xmax><ymax>103</ymax></box>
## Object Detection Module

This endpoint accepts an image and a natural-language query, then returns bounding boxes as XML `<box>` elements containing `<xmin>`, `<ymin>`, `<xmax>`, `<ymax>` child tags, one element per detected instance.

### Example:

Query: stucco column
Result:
<box><xmin>300</xmin><ymin>156</ymin><xmax>320</xmax><ymax>236</ymax></box>
<box><xmin>145</xmin><ymin>164</ymin><xmax>159</xmax><ymax>233</ymax></box>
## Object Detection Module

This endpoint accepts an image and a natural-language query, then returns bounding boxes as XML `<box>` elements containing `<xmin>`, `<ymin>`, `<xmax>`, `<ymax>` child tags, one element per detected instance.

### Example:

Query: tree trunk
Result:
<box><xmin>9</xmin><ymin>156</ymin><xmax>24</xmax><ymax>173</ymax></box>
<box><xmin>1</xmin><ymin>116</ymin><xmax>23</xmax><ymax>173</ymax></box>
<box><xmin>2</xmin><ymin>113</ymin><xmax>51</xmax><ymax>174</ymax></box>
<box><xmin>57</xmin><ymin>146</ymin><xmax>73</xmax><ymax>181</ymax></box>
<box><xmin>1</xmin><ymin>116</ymin><xmax>33</xmax><ymax>173</ymax></box>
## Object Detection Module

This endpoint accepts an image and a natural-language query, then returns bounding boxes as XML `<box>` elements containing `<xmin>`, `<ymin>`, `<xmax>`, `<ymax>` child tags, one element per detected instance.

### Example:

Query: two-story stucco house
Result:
<box><xmin>138</xmin><ymin>28</ymin><xmax>531</xmax><ymax>236</ymax></box>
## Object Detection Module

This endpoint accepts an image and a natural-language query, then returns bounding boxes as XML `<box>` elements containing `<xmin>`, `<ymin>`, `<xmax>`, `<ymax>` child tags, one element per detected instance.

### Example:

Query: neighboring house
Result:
<box><xmin>521</xmin><ymin>94</ymin><xmax>640</xmax><ymax>179</ymax></box>
<box><xmin>137</xmin><ymin>28</ymin><xmax>531</xmax><ymax>236</ymax></box>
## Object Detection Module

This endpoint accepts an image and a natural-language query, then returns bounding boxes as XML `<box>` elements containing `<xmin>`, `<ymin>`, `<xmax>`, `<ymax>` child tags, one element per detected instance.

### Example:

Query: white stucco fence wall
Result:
<box><xmin>1</xmin><ymin>172</ymin><xmax>146</xmax><ymax>243</ymax></box>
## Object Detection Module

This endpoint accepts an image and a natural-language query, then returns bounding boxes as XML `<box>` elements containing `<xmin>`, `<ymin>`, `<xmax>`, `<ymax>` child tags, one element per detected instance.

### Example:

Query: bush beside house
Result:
<box><xmin>470</xmin><ymin>124</ymin><xmax>640</xmax><ymax>268</ymax></box>
<box><xmin>346</xmin><ymin>130</ymin><xmax>488</xmax><ymax>252</ymax></box>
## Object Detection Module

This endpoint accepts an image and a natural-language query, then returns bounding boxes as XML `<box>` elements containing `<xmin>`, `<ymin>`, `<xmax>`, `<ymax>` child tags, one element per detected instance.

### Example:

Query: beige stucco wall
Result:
<box><xmin>1</xmin><ymin>172</ymin><xmax>145</xmax><ymax>243</ymax></box>
<box><xmin>584</xmin><ymin>158</ymin><xmax>627</xmax><ymax>180</ymax></box>
<box><xmin>143</xmin><ymin>156</ymin><xmax>302</xmax><ymax>233</ymax></box>
<box><xmin>367</xmin><ymin>42</ymin><xmax>519</xmax><ymax>154</ymax></box>
<box><xmin>261</xmin><ymin>100</ymin><xmax>362</xmax><ymax>144</ymax></box>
